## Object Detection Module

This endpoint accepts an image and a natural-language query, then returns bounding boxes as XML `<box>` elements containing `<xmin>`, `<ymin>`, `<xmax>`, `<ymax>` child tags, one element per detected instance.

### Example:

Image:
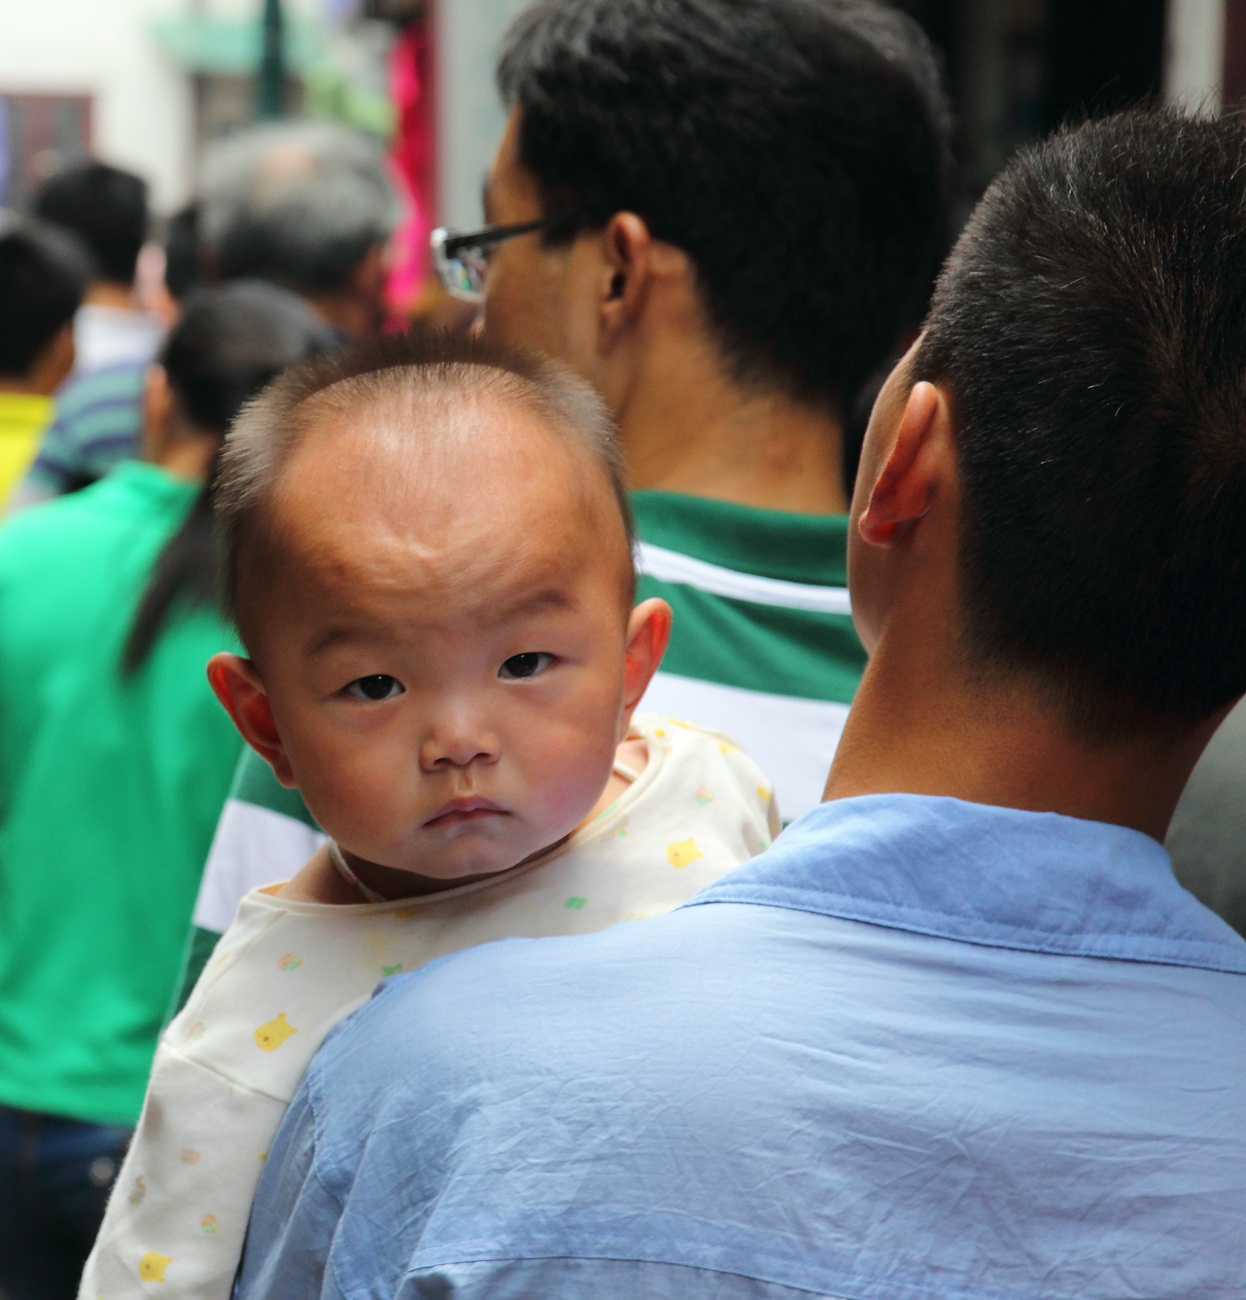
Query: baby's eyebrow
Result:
<box><xmin>306</xmin><ymin>624</ymin><xmax>388</xmax><ymax>656</ymax></box>
<box><xmin>305</xmin><ymin>589</ymin><xmax>574</xmax><ymax>654</ymax></box>
<box><xmin>479</xmin><ymin>586</ymin><xmax>574</xmax><ymax>628</ymax></box>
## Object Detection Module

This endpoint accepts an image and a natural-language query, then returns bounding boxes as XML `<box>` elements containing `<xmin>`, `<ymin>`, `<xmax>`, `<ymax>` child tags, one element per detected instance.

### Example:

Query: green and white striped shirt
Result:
<box><xmin>178</xmin><ymin>491</ymin><xmax>866</xmax><ymax>1004</ymax></box>
<box><xmin>633</xmin><ymin>490</ymin><xmax>863</xmax><ymax>820</ymax></box>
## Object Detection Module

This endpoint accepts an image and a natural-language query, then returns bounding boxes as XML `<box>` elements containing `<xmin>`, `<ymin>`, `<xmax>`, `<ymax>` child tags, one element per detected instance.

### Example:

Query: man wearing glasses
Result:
<box><xmin>430</xmin><ymin>0</ymin><xmax>949</xmax><ymax>825</ymax></box>
<box><xmin>178</xmin><ymin>0</ymin><xmax>951</xmax><ymax>995</ymax></box>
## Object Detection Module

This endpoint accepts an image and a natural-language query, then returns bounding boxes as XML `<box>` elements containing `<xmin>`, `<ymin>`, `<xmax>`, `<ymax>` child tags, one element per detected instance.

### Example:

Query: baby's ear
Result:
<box><xmin>620</xmin><ymin>598</ymin><xmax>672</xmax><ymax>721</ymax></box>
<box><xmin>206</xmin><ymin>653</ymin><xmax>298</xmax><ymax>788</ymax></box>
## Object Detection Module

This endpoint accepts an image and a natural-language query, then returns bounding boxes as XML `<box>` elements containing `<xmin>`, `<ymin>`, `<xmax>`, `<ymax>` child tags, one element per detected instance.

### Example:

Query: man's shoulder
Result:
<box><xmin>293</xmin><ymin>875</ymin><xmax>1246</xmax><ymax>1299</ymax></box>
<box><xmin>36</xmin><ymin>363</ymin><xmax>146</xmax><ymax>485</ymax></box>
<box><xmin>0</xmin><ymin>475</ymin><xmax>129</xmax><ymax>562</ymax></box>
<box><xmin>316</xmin><ymin>902</ymin><xmax>735</xmax><ymax>1074</ymax></box>
<box><xmin>54</xmin><ymin>361</ymin><xmax>147</xmax><ymax>419</ymax></box>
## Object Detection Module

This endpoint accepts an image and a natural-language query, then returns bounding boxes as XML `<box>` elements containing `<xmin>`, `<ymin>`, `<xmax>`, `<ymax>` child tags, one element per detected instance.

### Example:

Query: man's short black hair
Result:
<box><xmin>32</xmin><ymin>160</ymin><xmax>149</xmax><ymax>287</ymax></box>
<box><xmin>0</xmin><ymin>218</ymin><xmax>90</xmax><ymax>378</ymax></box>
<box><xmin>913</xmin><ymin>110</ymin><xmax>1246</xmax><ymax>739</ymax></box>
<box><xmin>497</xmin><ymin>0</ymin><xmax>951</xmax><ymax>412</ymax></box>
<box><xmin>163</xmin><ymin>204</ymin><xmax>202</xmax><ymax>303</ymax></box>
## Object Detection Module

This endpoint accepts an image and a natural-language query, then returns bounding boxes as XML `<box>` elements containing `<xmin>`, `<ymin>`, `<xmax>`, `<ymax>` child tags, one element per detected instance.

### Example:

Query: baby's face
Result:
<box><xmin>244</xmin><ymin>397</ymin><xmax>638</xmax><ymax>889</ymax></box>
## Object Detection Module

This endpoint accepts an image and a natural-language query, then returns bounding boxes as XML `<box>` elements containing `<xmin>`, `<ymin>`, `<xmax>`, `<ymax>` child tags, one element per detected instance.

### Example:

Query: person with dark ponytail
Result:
<box><xmin>121</xmin><ymin>284</ymin><xmax>330</xmax><ymax>674</ymax></box>
<box><xmin>0</xmin><ymin>282</ymin><xmax>332</xmax><ymax>1300</ymax></box>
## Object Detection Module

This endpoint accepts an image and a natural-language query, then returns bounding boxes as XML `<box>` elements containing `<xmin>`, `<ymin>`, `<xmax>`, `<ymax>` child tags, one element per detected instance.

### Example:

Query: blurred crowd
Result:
<box><xmin>0</xmin><ymin>1</ymin><xmax>1244</xmax><ymax>1298</ymax></box>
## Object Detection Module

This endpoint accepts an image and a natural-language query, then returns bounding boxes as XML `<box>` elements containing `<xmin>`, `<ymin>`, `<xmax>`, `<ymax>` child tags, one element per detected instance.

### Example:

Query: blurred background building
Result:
<box><xmin>0</xmin><ymin>0</ymin><xmax>1238</xmax><ymax>304</ymax></box>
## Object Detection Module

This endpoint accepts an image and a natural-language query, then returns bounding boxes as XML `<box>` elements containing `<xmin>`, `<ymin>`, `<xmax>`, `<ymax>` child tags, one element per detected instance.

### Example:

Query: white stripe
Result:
<box><xmin>193</xmin><ymin>798</ymin><xmax>326</xmax><ymax>934</ymax></box>
<box><xmin>640</xmin><ymin>671</ymin><xmax>849</xmax><ymax>823</ymax></box>
<box><xmin>635</xmin><ymin>541</ymin><xmax>853</xmax><ymax>615</ymax></box>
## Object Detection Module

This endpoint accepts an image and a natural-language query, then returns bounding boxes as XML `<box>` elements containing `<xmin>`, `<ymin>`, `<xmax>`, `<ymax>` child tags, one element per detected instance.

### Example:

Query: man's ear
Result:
<box><xmin>619</xmin><ymin>597</ymin><xmax>672</xmax><ymax>731</ymax></box>
<box><xmin>597</xmin><ymin>213</ymin><xmax>655</xmax><ymax>350</ymax></box>
<box><xmin>206</xmin><ymin>653</ymin><xmax>298</xmax><ymax>788</ymax></box>
<box><xmin>858</xmin><ymin>381</ymin><xmax>948</xmax><ymax>547</ymax></box>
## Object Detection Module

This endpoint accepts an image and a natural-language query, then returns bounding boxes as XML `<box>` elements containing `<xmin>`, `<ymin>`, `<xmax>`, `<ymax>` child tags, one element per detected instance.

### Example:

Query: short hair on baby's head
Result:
<box><xmin>216</xmin><ymin>329</ymin><xmax>633</xmax><ymax>639</ymax></box>
<box><xmin>912</xmin><ymin>108</ymin><xmax>1246</xmax><ymax>740</ymax></box>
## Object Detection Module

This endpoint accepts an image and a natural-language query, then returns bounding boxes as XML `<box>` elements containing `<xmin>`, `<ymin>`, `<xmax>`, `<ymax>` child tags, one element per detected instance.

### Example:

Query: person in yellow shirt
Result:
<box><xmin>0</xmin><ymin>217</ymin><xmax>89</xmax><ymax>506</ymax></box>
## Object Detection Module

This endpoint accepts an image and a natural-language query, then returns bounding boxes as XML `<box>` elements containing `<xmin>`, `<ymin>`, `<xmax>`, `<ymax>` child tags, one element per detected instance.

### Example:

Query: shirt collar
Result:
<box><xmin>690</xmin><ymin>793</ymin><xmax>1246</xmax><ymax>974</ymax></box>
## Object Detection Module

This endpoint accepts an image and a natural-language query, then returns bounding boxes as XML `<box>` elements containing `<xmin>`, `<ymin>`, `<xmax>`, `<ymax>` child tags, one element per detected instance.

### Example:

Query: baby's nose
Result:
<box><xmin>418</xmin><ymin>713</ymin><xmax>500</xmax><ymax>770</ymax></box>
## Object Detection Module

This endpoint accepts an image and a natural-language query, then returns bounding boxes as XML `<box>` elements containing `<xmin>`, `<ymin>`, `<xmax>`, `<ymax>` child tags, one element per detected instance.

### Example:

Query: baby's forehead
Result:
<box><xmin>279</xmin><ymin>395</ymin><xmax>608</xmax><ymax>536</ymax></box>
<box><xmin>259</xmin><ymin>394</ymin><xmax>628</xmax><ymax>614</ymax></box>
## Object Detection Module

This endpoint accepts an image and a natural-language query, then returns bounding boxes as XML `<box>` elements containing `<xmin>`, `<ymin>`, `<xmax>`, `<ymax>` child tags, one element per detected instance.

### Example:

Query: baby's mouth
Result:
<box><xmin>423</xmin><ymin>796</ymin><xmax>506</xmax><ymax>829</ymax></box>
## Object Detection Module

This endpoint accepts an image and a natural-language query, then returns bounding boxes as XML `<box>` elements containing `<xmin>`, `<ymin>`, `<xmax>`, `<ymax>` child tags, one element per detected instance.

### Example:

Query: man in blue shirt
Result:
<box><xmin>236</xmin><ymin>111</ymin><xmax>1246</xmax><ymax>1297</ymax></box>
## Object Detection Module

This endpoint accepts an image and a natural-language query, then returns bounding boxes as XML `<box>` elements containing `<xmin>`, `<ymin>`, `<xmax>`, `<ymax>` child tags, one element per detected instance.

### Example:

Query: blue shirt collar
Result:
<box><xmin>691</xmin><ymin>793</ymin><xmax>1246</xmax><ymax>974</ymax></box>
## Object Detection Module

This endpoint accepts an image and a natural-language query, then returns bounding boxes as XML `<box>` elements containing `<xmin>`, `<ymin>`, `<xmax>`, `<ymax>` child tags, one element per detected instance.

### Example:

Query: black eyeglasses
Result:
<box><xmin>430</xmin><ymin>217</ymin><xmax>581</xmax><ymax>303</ymax></box>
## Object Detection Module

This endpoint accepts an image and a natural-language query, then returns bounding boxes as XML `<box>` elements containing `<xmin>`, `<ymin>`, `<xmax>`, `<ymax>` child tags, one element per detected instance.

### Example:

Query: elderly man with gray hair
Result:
<box><xmin>8</xmin><ymin>124</ymin><xmax>398</xmax><ymax>515</ymax></box>
<box><xmin>199</xmin><ymin>121</ymin><xmax>400</xmax><ymax>339</ymax></box>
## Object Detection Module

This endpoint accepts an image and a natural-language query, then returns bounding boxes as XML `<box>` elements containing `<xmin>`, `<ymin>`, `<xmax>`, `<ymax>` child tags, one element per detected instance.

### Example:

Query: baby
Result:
<box><xmin>81</xmin><ymin>331</ymin><xmax>778</xmax><ymax>1298</ymax></box>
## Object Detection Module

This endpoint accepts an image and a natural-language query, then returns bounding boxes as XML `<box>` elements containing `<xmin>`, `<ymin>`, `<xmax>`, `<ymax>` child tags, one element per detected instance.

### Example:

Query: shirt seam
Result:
<box><xmin>683</xmin><ymin>892</ymin><xmax>1246</xmax><ymax>974</ymax></box>
<box><xmin>396</xmin><ymin>1244</ymin><xmax>998</xmax><ymax>1300</ymax></box>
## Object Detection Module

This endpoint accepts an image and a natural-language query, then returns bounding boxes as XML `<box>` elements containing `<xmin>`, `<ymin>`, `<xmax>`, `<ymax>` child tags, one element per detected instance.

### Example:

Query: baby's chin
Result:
<box><xmin>412</xmin><ymin>834</ymin><xmax>566</xmax><ymax>883</ymax></box>
<box><xmin>353</xmin><ymin>824</ymin><xmax>570</xmax><ymax>898</ymax></box>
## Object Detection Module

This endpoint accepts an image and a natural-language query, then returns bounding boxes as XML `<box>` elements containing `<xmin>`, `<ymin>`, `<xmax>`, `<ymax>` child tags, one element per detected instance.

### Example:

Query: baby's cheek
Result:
<box><xmin>531</xmin><ymin>731</ymin><xmax>617</xmax><ymax>829</ymax></box>
<box><xmin>296</xmin><ymin>740</ymin><xmax>399</xmax><ymax>843</ymax></box>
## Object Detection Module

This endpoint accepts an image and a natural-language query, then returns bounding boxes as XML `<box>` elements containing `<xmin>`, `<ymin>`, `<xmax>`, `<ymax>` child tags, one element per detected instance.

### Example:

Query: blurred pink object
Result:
<box><xmin>387</xmin><ymin>15</ymin><xmax>435</xmax><ymax>318</ymax></box>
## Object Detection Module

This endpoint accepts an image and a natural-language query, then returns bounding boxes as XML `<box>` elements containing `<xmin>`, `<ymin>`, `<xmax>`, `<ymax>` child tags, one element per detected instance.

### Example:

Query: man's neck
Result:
<box><xmin>85</xmin><ymin>282</ymin><xmax>141</xmax><ymax>312</ymax></box>
<box><xmin>825</xmin><ymin>631</ymin><xmax>1223</xmax><ymax>843</ymax></box>
<box><xmin>615</xmin><ymin>343</ymin><xmax>849</xmax><ymax>515</ymax></box>
<box><xmin>155</xmin><ymin>426</ymin><xmax>220</xmax><ymax>480</ymax></box>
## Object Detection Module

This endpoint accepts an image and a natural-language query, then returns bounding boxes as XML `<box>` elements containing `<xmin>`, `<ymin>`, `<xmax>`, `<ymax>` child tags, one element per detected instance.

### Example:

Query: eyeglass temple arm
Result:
<box><xmin>436</xmin><ymin>219</ymin><xmax>550</xmax><ymax>259</ymax></box>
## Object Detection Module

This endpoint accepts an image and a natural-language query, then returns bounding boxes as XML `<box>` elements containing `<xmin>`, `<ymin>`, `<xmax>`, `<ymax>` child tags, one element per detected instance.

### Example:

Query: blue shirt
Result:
<box><xmin>236</xmin><ymin>795</ymin><xmax>1246</xmax><ymax>1299</ymax></box>
<box><xmin>23</xmin><ymin>361</ymin><xmax>146</xmax><ymax>499</ymax></box>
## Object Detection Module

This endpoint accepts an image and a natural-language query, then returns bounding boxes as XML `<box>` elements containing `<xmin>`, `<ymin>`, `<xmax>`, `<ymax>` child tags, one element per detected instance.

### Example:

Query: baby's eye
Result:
<box><xmin>345</xmin><ymin>674</ymin><xmax>405</xmax><ymax>701</ymax></box>
<box><xmin>498</xmin><ymin>652</ymin><xmax>554</xmax><ymax>680</ymax></box>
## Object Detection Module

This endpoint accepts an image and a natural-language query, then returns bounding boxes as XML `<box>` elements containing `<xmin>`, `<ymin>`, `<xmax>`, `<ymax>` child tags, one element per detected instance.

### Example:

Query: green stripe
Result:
<box><xmin>632</xmin><ymin>490</ymin><xmax>849</xmax><ymax>586</ymax></box>
<box><xmin>638</xmin><ymin>572</ymin><xmax>864</xmax><ymax>703</ymax></box>
<box><xmin>167</xmin><ymin>924</ymin><xmax>222</xmax><ymax>1021</ymax></box>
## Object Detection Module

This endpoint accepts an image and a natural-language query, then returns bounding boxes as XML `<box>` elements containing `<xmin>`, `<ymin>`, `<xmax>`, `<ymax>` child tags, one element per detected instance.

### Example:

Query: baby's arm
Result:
<box><xmin>78</xmin><ymin>1039</ymin><xmax>288</xmax><ymax>1298</ymax></box>
<box><xmin>79</xmin><ymin>885</ymin><xmax>382</xmax><ymax>1299</ymax></box>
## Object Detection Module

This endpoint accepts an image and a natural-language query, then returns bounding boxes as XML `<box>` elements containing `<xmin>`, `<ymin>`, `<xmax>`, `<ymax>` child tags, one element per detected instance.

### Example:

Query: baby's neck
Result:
<box><xmin>588</xmin><ymin>733</ymin><xmax>649</xmax><ymax>822</ymax></box>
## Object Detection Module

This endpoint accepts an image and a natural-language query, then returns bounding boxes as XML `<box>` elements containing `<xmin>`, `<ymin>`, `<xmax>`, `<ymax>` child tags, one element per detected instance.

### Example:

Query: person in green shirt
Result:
<box><xmin>179</xmin><ymin>0</ymin><xmax>953</xmax><ymax>997</ymax></box>
<box><xmin>0</xmin><ymin>283</ymin><xmax>331</xmax><ymax>1300</ymax></box>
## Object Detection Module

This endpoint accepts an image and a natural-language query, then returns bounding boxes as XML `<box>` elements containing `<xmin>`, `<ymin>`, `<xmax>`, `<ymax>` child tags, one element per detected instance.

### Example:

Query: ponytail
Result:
<box><xmin>121</xmin><ymin>282</ymin><xmax>333</xmax><ymax>674</ymax></box>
